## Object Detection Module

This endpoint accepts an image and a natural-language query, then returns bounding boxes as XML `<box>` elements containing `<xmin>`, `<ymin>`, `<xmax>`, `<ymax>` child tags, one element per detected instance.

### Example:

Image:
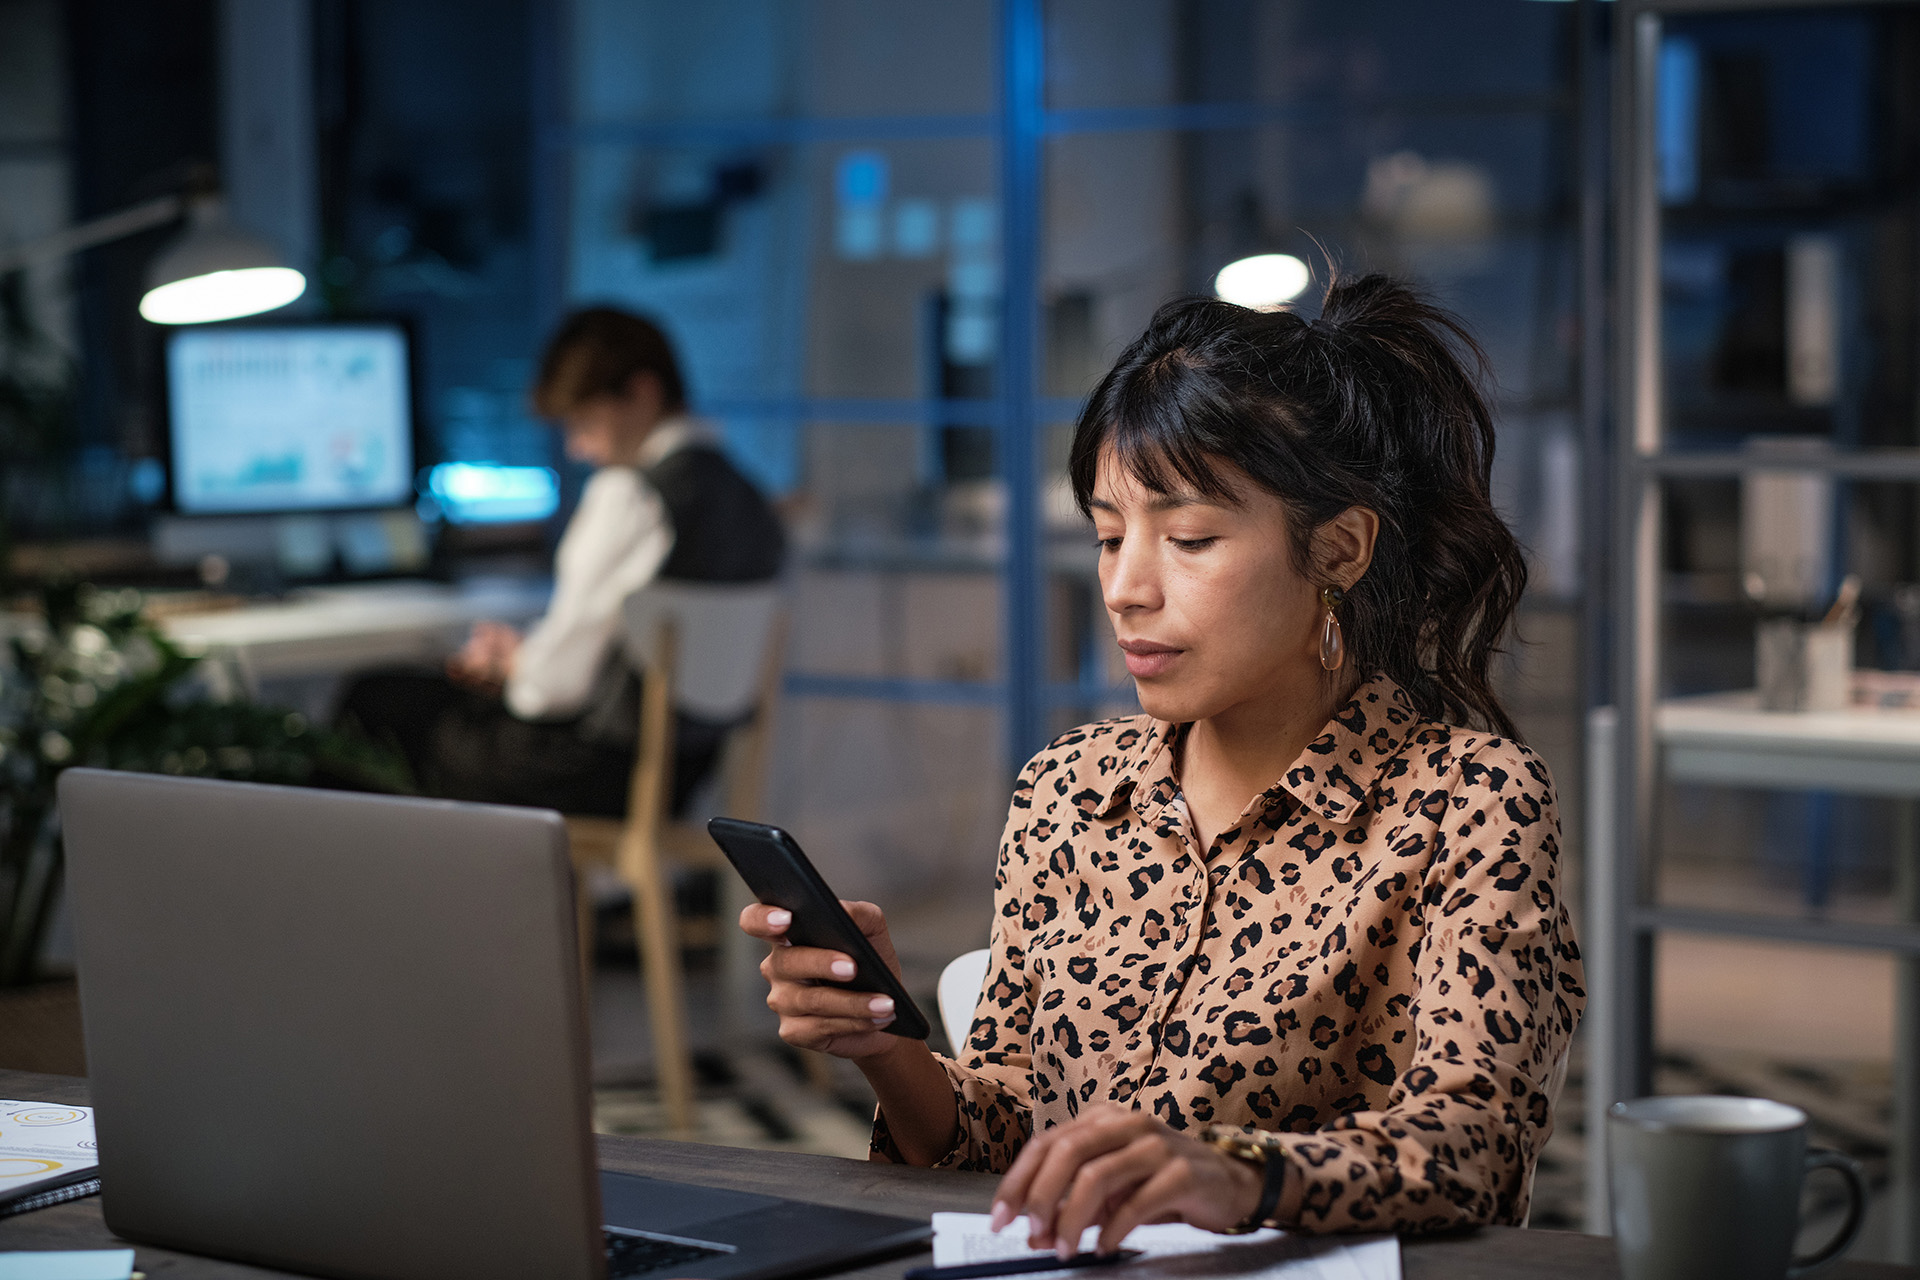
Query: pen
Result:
<box><xmin>904</xmin><ymin>1249</ymin><xmax>1144</xmax><ymax>1280</ymax></box>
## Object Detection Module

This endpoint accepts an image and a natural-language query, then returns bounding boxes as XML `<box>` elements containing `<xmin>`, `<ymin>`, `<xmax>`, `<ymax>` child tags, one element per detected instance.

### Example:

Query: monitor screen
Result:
<box><xmin>166</xmin><ymin>323</ymin><xmax>414</xmax><ymax>515</ymax></box>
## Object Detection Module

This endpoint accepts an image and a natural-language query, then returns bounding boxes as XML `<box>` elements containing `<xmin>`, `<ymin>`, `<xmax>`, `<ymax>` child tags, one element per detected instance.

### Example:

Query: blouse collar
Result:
<box><xmin>1093</xmin><ymin>672</ymin><xmax>1421</xmax><ymax>827</ymax></box>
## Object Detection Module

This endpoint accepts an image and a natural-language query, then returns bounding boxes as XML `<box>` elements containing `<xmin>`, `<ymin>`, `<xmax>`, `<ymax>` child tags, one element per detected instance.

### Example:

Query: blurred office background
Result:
<box><xmin>4</xmin><ymin>0</ymin><xmax>1918</xmax><ymax>1255</ymax></box>
<box><xmin>0</xmin><ymin>0</ymin><xmax>1591</xmax><ymax>958</ymax></box>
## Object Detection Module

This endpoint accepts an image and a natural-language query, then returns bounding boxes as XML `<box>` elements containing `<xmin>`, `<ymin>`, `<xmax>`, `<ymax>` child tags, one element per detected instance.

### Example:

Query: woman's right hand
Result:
<box><xmin>739</xmin><ymin>900</ymin><xmax>909</xmax><ymax>1060</ymax></box>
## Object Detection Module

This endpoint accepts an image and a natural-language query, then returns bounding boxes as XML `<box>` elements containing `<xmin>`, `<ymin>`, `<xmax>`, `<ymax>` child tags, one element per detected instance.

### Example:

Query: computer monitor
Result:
<box><xmin>164</xmin><ymin>321</ymin><xmax>415</xmax><ymax>516</ymax></box>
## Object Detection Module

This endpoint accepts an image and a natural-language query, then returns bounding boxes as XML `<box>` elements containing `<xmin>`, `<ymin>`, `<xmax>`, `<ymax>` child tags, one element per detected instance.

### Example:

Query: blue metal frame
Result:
<box><xmin>998</xmin><ymin>0</ymin><xmax>1047</xmax><ymax>769</ymax></box>
<box><xmin>696</xmin><ymin>395</ymin><xmax>1086</xmax><ymax>427</ymax></box>
<box><xmin>550</xmin><ymin>92</ymin><xmax>1568</xmax><ymax>150</ymax></box>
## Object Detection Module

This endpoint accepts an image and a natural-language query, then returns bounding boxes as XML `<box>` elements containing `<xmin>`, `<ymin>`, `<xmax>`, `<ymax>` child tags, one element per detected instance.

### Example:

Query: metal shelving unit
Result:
<box><xmin>1590</xmin><ymin>0</ymin><xmax>1920</xmax><ymax>1256</ymax></box>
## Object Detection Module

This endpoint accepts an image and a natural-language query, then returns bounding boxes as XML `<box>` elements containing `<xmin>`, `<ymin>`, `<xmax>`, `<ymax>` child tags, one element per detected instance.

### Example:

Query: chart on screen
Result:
<box><xmin>165</xmin><ymin>324</ymin><xmax>414</xmax><ymax>516</ymax></box>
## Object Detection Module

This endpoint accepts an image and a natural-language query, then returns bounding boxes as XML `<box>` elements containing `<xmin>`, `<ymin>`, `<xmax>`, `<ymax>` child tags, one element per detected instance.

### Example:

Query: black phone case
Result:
<box><xmin>707</xmin><ymin>817</ymin><xmax>931</xmax><ymax>1040</ymax></box>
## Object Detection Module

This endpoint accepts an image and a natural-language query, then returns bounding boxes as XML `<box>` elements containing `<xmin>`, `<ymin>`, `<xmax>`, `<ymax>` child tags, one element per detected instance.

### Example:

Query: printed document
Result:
<box><xmin>932</xmin><ymin>1213</ymin><xmax>1398</xmax><ymax>1280</ymax></box>
<box><xmin>0</xmin><ymin>1102</ymin><xmax>98</xmax><ymax>1200</ymax></box>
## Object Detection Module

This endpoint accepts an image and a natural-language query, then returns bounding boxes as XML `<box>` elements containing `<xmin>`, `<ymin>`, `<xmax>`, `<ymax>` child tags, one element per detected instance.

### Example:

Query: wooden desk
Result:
<box><xmin>2</xmin><ymin>1069</ymin><xmax>1913</xmax><ymax>1280</ymax></box>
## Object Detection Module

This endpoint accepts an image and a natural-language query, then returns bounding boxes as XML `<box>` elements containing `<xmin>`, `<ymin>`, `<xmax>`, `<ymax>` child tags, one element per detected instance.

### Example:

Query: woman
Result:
<box><xmin>742</xmin><ymin>275</ymin><xmax>1584</xmax><ymax>1245</ymax></box>
<box><xmin>339</xmin><ymin>307</ymin><xmax>783</xmax><ymax>815</ymax></box>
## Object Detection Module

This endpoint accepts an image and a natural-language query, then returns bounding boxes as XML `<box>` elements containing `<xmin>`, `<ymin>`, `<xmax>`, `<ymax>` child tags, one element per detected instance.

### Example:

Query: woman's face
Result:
<box><xmin>1091</xmin><ymin>447</ymin><xmax>1333</xmax><ymax>726</ymax></box>
<box><xmin>559</xmin><ymin>372</ymin><xmax>665</xmax><ymax>466</ymax></box>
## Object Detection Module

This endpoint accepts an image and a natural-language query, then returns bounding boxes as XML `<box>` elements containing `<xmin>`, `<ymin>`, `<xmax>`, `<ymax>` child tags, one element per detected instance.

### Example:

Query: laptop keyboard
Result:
<box><xmin>605</xmin><ymin>1229</ymin><xmax>731</xmax><ymax>1277</ymax></box>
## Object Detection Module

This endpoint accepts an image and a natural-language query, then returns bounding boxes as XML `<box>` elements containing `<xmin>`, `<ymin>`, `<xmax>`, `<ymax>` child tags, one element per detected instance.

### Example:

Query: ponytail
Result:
<box><xmin>1068</xmin><ymin>273</ymin><xmax>1528</xmax><ymax>739</ymax></box>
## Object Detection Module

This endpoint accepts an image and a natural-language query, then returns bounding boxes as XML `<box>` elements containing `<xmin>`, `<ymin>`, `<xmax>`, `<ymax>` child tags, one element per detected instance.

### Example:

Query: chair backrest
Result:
<box><xmin>619</xmin><ymin>581</ymin><xmax>784</xmax><ymax>723</ymax></box>
<box><xmin>708</xmin><ymin>608</ymin><xmax>788</xmax><ymax>824</ymax></box>
<box><xmin>937</xmin><ymin>947</ymin><xmax>992</xmax><ymax>1058</ymax></box>
<box><xmin>616</xmin><ymin>582</ymin><xmax>788</xmax><ymax>834</ymax></box>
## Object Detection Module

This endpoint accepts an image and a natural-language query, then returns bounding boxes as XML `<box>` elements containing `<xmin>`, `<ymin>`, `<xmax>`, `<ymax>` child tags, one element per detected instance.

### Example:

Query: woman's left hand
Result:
<box><xmin>987</xmin><ymin>1104</ymin><xmax>1265</xmax><ymax>1258</ymax></box>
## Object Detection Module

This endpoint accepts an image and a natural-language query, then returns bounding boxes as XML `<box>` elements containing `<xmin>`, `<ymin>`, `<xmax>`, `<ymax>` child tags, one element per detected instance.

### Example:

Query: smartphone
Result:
<box><xmin>708</xmin><ymin>817</ymin><xmax>932</xmax><ymax>1040</ymax></box>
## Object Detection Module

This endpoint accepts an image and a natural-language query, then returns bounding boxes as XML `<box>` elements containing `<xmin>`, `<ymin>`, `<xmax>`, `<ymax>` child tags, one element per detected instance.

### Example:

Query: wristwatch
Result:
<box><xmin>1200</xmin><ymin>1124</ymin><xmax>1287</xmax><ymax>1233</ymax></box>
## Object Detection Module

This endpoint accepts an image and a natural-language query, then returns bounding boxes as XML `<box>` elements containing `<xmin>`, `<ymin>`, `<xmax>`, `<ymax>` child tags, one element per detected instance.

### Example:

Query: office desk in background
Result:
<box><xmin>156</xmin><ymin>577</ymin><xmax>551</xmax><ymax>700</ymax></box>
<box><xmin>1</xmin><ymin>1070</ymin><xmax>1914</xmax><ymax>1280</ymax></box>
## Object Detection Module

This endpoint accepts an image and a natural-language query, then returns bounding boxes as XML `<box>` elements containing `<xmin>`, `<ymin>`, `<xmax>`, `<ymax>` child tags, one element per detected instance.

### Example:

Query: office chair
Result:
<box><xmin>937</xmin><ymin>947</ymin><xmax>991</xmax><ymax>1059</ymax></box>
<box><xmin>566</xmin><ymin>584</ymin><xmax>786</xmax><ymax>1138</ymax></box>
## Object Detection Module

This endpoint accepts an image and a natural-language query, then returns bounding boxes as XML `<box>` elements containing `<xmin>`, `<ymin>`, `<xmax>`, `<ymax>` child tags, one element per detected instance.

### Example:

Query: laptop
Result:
<box><xmin>57</xmin><ymin>769</ymin><xmax>930</xmax><ymax>1280</ymax></box>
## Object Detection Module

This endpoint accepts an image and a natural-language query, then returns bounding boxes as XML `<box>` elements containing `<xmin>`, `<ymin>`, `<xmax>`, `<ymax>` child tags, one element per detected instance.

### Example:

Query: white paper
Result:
<box><xmin>931</xmin><ymin>1213</ymin><xmax>1399</xmax><ymax>1280</ymax></box>
<box><xmin>0</xmin><ymin>1101</ymin><xmax>99</xmax><ymax>1200</ymax></box>
<box><xmin>0</xmin><ymin>1250</ymin><xmax>134</xmax><ymax>1280</ymax></box>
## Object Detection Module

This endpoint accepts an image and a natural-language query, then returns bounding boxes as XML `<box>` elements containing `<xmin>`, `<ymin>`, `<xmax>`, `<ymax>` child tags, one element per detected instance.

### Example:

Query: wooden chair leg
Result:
<box><xmin>631</xmin><ymin>852</ymin><xmax>697</xmax><ymax>1138</ymax></box>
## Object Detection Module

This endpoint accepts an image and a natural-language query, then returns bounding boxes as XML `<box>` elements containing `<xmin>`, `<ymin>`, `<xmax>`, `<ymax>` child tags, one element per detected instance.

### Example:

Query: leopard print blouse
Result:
<box><xmin>873</xmin><ymin>673</ymin><xmax>1585</xmax><ymax>1234</ymax></box>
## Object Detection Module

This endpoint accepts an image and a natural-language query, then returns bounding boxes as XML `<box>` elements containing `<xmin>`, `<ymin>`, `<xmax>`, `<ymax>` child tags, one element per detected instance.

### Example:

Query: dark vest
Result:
<box><xmin>642</xmin><ymin>444</ymin><xmax>785</xmax><ymax>584</ymax></box>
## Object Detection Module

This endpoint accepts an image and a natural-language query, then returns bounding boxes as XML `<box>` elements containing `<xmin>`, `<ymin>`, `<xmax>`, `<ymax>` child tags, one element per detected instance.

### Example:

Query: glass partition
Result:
<box><xmin>553</xmin><ymin>0</ymin><xmax>1585</xmax><ymax>1008</ymax></box>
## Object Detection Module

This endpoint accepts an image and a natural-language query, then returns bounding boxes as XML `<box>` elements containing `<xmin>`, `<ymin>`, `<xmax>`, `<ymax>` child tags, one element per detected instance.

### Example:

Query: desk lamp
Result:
<box><xmin>137</xmin><ymin>193</ymin><xmax>305</xmax><ymax>324</ymax></box>
<box><xmin>0</xmin><ymin>183</ymin><xmax>306</xmax><ymax>326</ymax></box>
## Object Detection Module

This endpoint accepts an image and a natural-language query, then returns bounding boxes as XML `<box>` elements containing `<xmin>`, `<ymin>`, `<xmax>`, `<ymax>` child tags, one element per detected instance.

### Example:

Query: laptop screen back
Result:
<box><xmin>58</xmin><ymin>770</ymin><xmax>602</xmax><ymax>1280</ymax></box>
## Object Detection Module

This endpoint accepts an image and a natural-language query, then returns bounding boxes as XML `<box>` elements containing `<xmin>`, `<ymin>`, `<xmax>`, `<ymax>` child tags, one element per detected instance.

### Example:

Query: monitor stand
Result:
<box><xmin>152</xmin><ymin>510</ymin><xmax>433</xmax><ymax>588</ymax></box>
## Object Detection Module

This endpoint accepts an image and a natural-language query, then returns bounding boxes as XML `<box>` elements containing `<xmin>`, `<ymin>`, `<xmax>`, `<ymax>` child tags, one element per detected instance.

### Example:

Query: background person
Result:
<box><xmin>339</xmin><ymin>307</ymin><xmax>785</xmax><ymax>815</ymax></box>
<box><xmin>742</xmin><ymin>275</ymin><xmax>1583</xmax><ymax>1240</ymax></box>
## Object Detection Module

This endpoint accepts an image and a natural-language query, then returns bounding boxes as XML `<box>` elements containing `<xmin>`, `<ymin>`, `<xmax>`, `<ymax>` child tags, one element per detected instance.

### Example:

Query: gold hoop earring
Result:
<box><xmin>1319</xmin><ymin>586</ymin><xmax>1346</xmax><ymax>672</ymax></box>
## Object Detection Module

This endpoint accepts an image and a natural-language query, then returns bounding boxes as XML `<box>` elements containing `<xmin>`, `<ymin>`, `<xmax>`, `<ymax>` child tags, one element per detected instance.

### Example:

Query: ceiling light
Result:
<box><xmin>1213</xmin><ymin>254</ymin><xmax>1311</xmax><ymax>310</ymax></box>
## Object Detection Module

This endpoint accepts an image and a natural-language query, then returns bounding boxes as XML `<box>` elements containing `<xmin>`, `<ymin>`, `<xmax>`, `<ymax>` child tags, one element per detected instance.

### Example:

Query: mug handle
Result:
<box><xmin>1786</xmin><ymin>1148</ymin><xmax>1867</xmax><ymax>1278</ymax></box>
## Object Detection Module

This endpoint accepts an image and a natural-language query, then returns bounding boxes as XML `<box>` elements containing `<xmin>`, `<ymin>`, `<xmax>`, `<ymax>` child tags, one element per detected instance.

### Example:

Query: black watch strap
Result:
<box><xmin>1246</xmin><ymin>1140</ymin><xmax>1285</xmax><ymax>1230</ymax></box>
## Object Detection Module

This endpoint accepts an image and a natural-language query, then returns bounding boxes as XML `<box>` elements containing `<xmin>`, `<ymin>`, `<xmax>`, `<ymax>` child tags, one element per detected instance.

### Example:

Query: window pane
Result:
<box><xmin>773</xmin><ymin>698</ymin><xmax>1004</xmax><ymax>979</ymax></box>
<box><xmin>800</xmin><ymin>421</ymin><xmax>951</xmax><ymax>563</ymax></box>
<box><xmin>1044</xmin><ymin>0</ymin><xmax>1569</xmax><ymax>112</ymax></box>
<box><xmin>1043</xmin><ymin>130</ymin><xmax>1181</xmax><ymax>398</ymax></box>
<box><xmin>573</xmin><ymin>0</ymin><xmax>994</xmax><ymax>124</ymax></box>
<box><xmin>1038</xmin><ymin>417</ymin><xmax>1138</xmax><ymax>739</ymax></box>
<box><xmin>574</xmin><ymin>0</ymin><xmax>799</xmax><ymax>124</ymax></box>
<box><xmin>802</xmin><ymin>0</ymin><xmax>995</xmax><ymax>119</ymax></box>
<box><xmin>1043</xmin><ymin>120</ymin><xmax>1574</xmax><ymax>401</ymax></box>
<box><xmin>1657</xmin><ymin>8</ymin><xmax>1920</xmax><ymax>449</ymax></box>
<box><xmin>790</xmin><ymin>529</ymin><xmax>1001</xmax><ymax>680</ymax></box>
<box><xmin>569</xmin><ymin>141</ymin><xmax>807</xmax><ymax>405</ymax></box>
<box><xmin>803</xmin><ymin>138</ymin><xmax>1000</xmax><ymax>399</ymax></box>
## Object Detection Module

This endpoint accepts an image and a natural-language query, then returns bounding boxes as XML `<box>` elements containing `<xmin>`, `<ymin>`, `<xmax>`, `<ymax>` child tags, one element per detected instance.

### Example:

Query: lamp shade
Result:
<box><xmin>139</xmin><ymin>197</ymin><xmax>306</xmax><ymax>325</ymax></box>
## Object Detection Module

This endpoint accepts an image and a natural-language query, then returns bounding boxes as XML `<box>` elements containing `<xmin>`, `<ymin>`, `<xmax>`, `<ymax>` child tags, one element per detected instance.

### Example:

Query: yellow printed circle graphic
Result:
<box><xmin>10</xmin><ymin>1109</ymin><xmax>83</xmax><ymax>1125</ymax></box>
<box><xmin>0</xmin><ymin>1158</ymin><xmax>63</xmax><ymax>1178</ymax></box>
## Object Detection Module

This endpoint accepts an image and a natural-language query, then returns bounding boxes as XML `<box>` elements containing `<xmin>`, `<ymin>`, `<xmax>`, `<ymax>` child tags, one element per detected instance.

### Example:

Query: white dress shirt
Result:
<box><xmin>503</xmin><ymin>417</ymin><xmax>696</xmax><ymax>721</ymax></box>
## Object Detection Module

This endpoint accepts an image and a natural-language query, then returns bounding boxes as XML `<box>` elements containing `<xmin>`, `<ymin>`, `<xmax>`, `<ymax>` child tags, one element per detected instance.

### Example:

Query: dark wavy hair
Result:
<box><xmin>1068</xmin><ymin>273</ymin><xmax>1527</xmax><ymax>739</ymax></box>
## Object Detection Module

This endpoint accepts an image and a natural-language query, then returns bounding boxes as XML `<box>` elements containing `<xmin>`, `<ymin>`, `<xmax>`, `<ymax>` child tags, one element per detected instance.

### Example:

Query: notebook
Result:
<box><xmin>0</xmin><ymin>1102</ymin><xmax>101</xmax><ymax>1219</ymax></box>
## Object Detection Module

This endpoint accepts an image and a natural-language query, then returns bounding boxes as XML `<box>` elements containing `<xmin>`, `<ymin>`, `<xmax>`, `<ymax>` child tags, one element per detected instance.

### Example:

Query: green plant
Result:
<box><xmin>0</xmin><ymin>582</ymin><xmax>413</xmax><ymax>984</ymax></box>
